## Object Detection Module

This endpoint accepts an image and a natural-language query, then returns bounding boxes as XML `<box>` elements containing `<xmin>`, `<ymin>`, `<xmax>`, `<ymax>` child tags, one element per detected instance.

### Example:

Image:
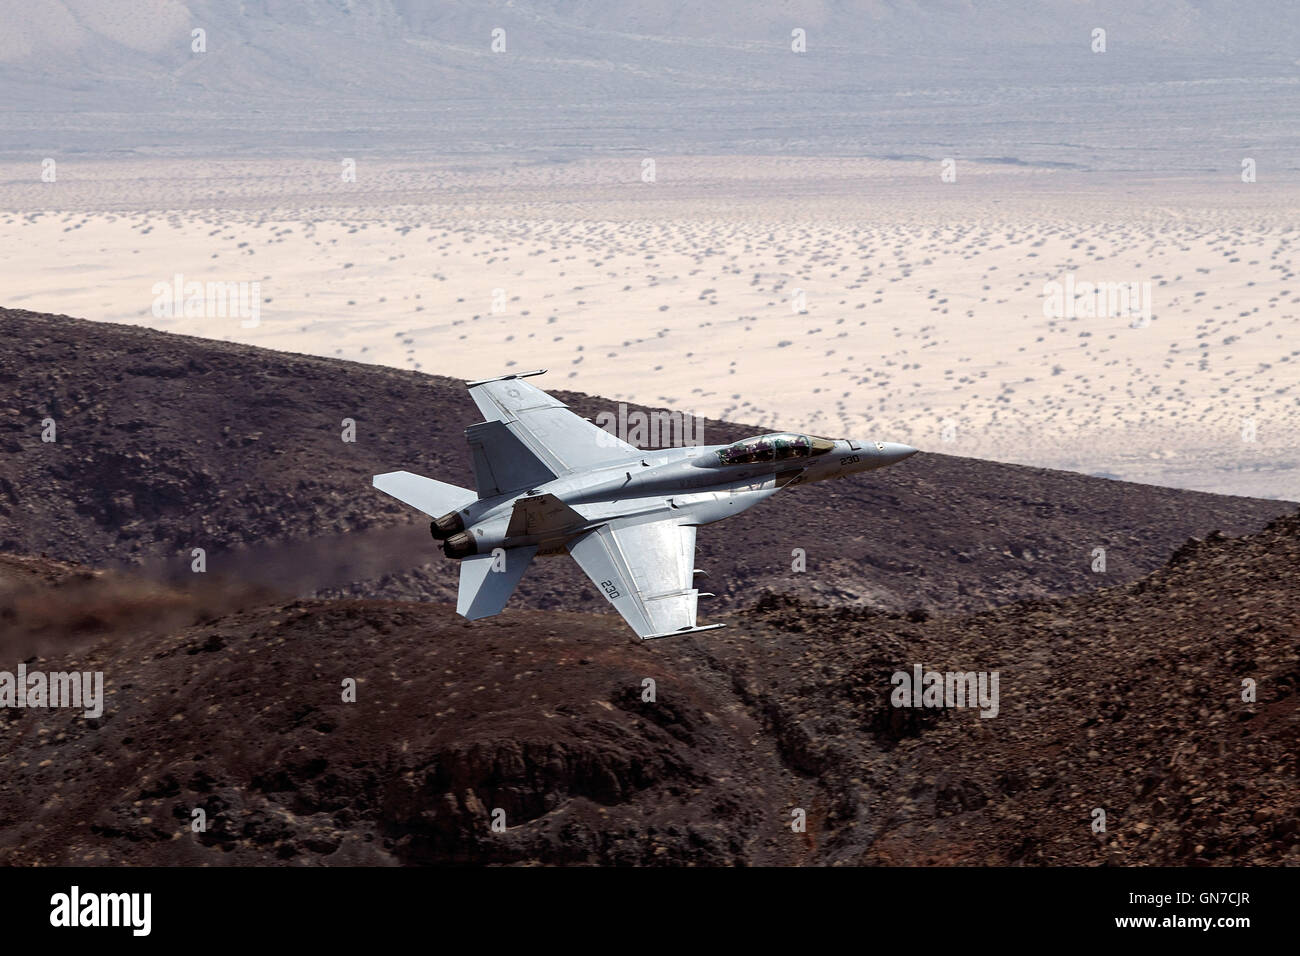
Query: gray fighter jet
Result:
<box><xmin>374</xmin><ymin>370</ymin><xmax>917</xmax><ymax>641</ymax></box>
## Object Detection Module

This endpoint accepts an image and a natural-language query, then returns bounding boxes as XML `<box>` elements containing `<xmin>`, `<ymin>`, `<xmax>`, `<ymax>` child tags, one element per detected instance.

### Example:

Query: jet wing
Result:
<box><xmin>567</xmin><ymin>518</ymin><xmax>725</xmax><ymax>641</ymax></box>
<box><xmin>467</xmin><ymin>372</ymin><xmax>638</xmax><ymax>476</ymax></box>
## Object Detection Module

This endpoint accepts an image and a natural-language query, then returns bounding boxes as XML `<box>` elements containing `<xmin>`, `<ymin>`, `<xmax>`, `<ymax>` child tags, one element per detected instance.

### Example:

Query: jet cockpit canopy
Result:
<box><xmin>712</xmin><ymin>433</ymin><xmax>836</xmax><ymax>466</ymax></box>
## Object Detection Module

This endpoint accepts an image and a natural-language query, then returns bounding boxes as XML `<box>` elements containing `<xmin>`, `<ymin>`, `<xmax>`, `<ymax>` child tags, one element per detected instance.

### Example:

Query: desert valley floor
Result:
<box><xmin>3</xmin><ymin>155</ymin><xmax>1297</xmax><ymax>499</ymax></box>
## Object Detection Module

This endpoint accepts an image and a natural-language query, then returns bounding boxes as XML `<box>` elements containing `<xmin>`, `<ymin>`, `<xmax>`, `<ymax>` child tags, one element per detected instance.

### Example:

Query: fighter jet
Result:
<box><xmin>373</xmin><ymin>370</ymin><xmax>917</xmax><ymax>641</ymax></box>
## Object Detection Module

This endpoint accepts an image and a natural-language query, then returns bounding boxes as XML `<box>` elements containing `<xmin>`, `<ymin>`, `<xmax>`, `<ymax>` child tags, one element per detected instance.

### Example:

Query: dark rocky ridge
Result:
<box><xmin>1</xmin><ymin>308</ymin><xmax>1292</xmax><ymax>617</ymax></box>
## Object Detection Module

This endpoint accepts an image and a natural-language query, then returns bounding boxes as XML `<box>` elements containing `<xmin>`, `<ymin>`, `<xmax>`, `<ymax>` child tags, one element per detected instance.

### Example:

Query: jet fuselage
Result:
<box><xmin>450</xmin><ymin>438</ymin><xmax>917</xmax><ymax>557</ymax></box>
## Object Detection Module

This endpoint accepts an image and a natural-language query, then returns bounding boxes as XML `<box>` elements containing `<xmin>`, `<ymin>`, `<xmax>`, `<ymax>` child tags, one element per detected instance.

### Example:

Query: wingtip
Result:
<box><xmin>466</xmin><ymin>368</ymin><xmax>548</xmax><ymax>387</ymax></box>
<box><xmin>639</xmin><ymin>623</ymin><xmax>727</xmax><ymax>641</ymax></box>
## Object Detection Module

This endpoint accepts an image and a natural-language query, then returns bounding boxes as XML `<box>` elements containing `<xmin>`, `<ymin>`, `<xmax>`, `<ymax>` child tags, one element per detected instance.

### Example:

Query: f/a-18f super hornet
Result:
<box><xmin>374</xmin><ymin>371</ymin><xmax>917</xmax><ymax>641</ymax></box>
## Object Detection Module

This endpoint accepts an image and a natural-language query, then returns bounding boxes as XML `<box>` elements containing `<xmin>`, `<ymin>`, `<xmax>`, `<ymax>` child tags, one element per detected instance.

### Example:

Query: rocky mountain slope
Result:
<box><xmin>1</xmin><ymin>508</ymin><xmax>1295</xmax><ymax>865</ymax></box>
<box><xmin>2</xmin><ymin>308</ymin><xmax>1291</xmax><ymax>619</ymax></box>
<box><xmin>1</xmin><ymin>307</ymin><xmax>1296</xmax><ymax>865</ymax></box>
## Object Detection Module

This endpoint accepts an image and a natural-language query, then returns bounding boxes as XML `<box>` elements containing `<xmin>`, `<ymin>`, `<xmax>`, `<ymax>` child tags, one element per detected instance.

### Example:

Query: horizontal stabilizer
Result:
<box><xmin>457</xmin><ymin>546</ymin><xmax>538</xmax><ymax>620</ymax></box>
<box><xmin>373</xmin><ymin>471</ymin><xmax>475</xmax><ymax>517</ymax></box>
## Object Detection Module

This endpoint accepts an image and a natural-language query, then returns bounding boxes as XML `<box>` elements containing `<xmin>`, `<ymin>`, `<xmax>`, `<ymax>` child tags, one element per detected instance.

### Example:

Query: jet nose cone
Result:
<box><xmin>881</xmin><ymin>442</ymin><xmax>918</xmax><ymax>464</ymax></box>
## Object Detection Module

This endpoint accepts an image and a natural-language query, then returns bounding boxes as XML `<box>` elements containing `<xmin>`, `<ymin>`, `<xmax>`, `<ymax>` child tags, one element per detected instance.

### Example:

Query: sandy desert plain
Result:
<box><xmin>2</xmin><ymin>154</ymin><xmax>1296</xmax><ymax>499</ymax></box>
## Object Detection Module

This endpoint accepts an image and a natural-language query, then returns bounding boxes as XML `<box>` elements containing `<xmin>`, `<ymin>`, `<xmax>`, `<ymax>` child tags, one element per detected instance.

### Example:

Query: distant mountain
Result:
<box><xmin>3</xmin><ymin>1</ymin><xmax>1297</xmax><ymax>166</ymax></box>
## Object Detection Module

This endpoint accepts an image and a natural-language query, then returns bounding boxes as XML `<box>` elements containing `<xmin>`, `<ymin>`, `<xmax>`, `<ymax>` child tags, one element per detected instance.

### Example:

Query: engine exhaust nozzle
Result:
<box><xmin>430</xmin><ymin>510</ymin><xmax>466</xmax><ymax>540</ymax></box>
<box><xmin>442</xmin><ymin>531</ymin><xmax>477</xmax><ymax>559</ymax></box>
